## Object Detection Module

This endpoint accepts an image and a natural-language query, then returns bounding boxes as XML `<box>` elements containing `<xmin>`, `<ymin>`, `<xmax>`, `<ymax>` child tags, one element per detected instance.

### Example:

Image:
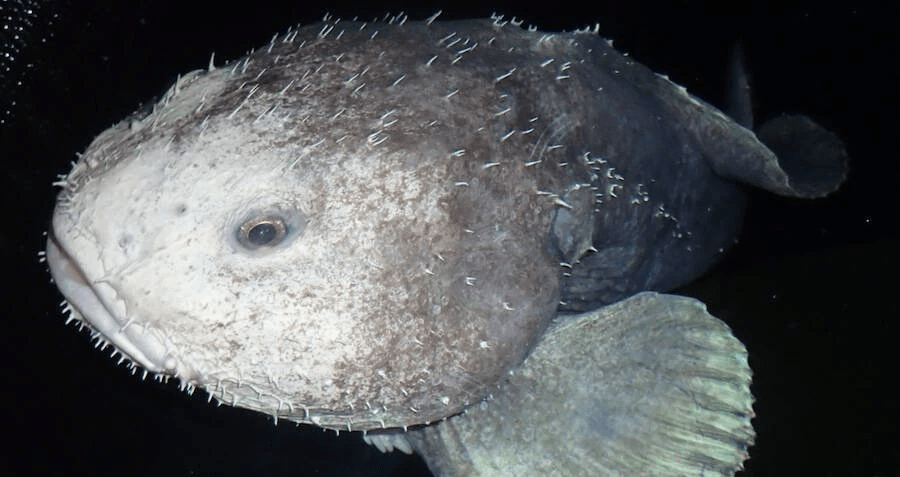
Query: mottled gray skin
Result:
<box><xmin>47</xmin><ymin>13</ymin><xmax>845</xmax><ymax>444</ymax></box>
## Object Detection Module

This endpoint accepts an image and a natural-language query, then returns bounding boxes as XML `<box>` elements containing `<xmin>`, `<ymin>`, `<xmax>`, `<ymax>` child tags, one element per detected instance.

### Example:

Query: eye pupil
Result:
<box><xmin>247</xmin><ymin>222</ymin><xmax>277</xmax><ymax>246</ymax></box>
<box><xmin>237</xmin><ymin>215</ymin><xmax>289</xmax><ymax>250</ymax></box>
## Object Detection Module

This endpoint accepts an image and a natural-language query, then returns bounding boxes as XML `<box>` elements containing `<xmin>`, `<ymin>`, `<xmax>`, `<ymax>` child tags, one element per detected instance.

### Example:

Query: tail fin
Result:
<box><xmin>656</xmin><ymin>43</ymin><xmax>848</xmax><ymax>198</ymax></box>
<box><xmin>725</xmin><ymin>41</ymin><xmax>848</xmax><ymax>198</ymax></box>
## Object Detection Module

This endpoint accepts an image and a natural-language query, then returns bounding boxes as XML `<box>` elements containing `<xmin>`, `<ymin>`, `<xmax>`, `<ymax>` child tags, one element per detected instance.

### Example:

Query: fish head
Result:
<box><xmin>46</xmin><ymin>21</ymin><xmax>568</xmax><ymax>431</ymax></box>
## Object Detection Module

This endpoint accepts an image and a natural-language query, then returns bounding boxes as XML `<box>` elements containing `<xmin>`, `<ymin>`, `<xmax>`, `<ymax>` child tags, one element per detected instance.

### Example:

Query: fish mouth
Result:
<box><xmin>45</xmin><ymin>232</ymin><xmax>194</xmax><ymax>381</ymax></box>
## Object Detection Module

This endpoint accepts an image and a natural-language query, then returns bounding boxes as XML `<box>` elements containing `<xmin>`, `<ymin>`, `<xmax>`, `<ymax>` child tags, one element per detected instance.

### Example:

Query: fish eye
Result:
<box><xmin>237</xmin><ymin>216</ymin><xmax>288</xmax><ymax>249</ymax></box>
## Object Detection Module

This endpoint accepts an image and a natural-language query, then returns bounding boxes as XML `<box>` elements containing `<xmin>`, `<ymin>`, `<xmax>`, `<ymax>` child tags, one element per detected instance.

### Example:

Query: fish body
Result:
<box><xmin>46</xmin><ymin>14</ymin><xmax>846</xmax><ymax>473</ymax></box>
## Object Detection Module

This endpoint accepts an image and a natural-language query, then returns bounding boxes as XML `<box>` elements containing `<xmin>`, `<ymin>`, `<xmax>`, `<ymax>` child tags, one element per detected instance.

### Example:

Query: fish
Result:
<box><xmin>44</xmin><ymin>12</ymin><xmax>847</xmax><ymax>475</ymax></box>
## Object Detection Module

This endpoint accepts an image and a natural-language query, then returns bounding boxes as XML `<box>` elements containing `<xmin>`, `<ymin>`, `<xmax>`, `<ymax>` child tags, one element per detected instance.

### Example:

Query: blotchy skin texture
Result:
<box><xmin>46</xmin><ymin>16</ymin><xmax>845</xmax><ymax>432</ymax></box>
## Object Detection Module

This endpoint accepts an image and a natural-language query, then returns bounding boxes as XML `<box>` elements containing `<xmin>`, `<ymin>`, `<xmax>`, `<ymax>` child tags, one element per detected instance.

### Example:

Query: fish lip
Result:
<box><xmin>45</xmin><ymin>232</ymin><xmax>178</xmax><ymax>377</ymax></box>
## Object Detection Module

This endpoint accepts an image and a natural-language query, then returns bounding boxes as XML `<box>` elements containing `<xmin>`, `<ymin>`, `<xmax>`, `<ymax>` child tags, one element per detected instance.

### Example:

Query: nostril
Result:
<box><xmin>117</xmin><ymin>234</ymin><xmax>133</xmax><ymax>250</ymax></box>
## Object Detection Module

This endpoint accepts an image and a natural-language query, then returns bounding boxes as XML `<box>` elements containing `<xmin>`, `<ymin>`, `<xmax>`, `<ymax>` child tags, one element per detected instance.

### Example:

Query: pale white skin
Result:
<box><xmin>51</xmin><ymin>124</ymin><xmax>402</xmax><ymax>404</ymax></box>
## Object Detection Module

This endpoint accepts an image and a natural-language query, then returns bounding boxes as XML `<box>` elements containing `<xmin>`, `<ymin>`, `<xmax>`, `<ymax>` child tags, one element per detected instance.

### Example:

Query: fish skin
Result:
<box><xmin>46</xmin><ymin>14</ymin><xmax>844</xmax><ymax>436</ymax></box>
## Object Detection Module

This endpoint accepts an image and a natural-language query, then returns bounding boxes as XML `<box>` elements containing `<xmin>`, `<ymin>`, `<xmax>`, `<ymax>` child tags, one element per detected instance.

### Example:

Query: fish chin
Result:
<box><xmin>45</xmin><ymin>234</ymin><xmax>200</xmax><ymax>383</ymax></box>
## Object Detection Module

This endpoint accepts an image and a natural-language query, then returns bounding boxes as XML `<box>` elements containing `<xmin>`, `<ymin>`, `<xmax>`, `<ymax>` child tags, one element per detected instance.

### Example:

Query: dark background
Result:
<box><xmin>2</xmin><ymin>1</ymin><xmax>895</xmax><ymax>475</ymax></box>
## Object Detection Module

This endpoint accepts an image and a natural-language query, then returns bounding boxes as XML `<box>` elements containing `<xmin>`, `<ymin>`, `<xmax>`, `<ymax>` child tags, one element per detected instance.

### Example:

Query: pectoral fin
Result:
<box><xmin>404</xmin><ymin>292</ymin><xmax>755</xmax><ymax>476</ymax></box>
